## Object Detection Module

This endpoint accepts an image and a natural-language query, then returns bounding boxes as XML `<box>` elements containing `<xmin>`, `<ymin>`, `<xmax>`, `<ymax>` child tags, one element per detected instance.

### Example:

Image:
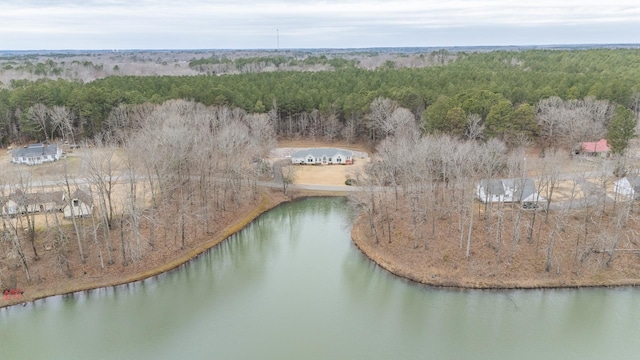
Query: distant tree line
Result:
<box><xmin>1</xmin><ymin>49</ymin><xmax>639</xmax><ymax>148</ymax></box>
<box><xmin>188</xmin><ymin>54</ymin><xmax>358</xmax><ymax>73</ymax></box>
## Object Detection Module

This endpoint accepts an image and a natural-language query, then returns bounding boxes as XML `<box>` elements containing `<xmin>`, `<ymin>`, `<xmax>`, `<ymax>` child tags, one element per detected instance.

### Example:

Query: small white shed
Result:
<box><xmin>63</xmin><ymin>189</ymin><xmax>93</xmax><ymax>218</ymax></box>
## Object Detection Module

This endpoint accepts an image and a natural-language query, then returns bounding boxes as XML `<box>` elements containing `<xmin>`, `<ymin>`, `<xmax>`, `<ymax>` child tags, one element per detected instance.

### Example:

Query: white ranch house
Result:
<box><xmin>1</xmin><ymin>189</ymin><xmax>93</xmax><ymax>218</ymax></box>
<box><xmin>291</xmin><ymin>148</ymin><xmax>353</xmax><ymax>165</ymax></box>
<box><xmin>477</xmin><ymin>178</ymin><xmax>546</xmax><ymax>207</ymax></box>
<box><xmin>1</xmin><ymin>190</ymin><xmax>66</xmax><ymax>216</ymax></box>
<box><xmin>614</xmin><ymin>174</ymin><xmax>640</xmax><ymax>199</ymax></box>
<box><xmin>11</xmin><ymin>143</ymin><xmax>62</xmax><ymax>165</ymax></box>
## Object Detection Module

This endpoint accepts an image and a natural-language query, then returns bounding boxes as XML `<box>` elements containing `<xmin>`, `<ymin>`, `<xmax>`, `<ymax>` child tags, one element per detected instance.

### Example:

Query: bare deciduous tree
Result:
<box><xmin>62</xmin><ymin>166</ymin><xmax>85</xmax><ymax>263</ymax></box>
<box><xmin>368</xmin><ymin>97</ymin><xmax>398</xmax><ymax>142</ymax></box>
<box><xmin>465</xmin><ymin>113</ymin><xmax>484</xmax><ymax>141</ymax></box>
<box><xmin>27</xmin><ymin>103</ymin><xmax>50</xmax><ymax>141</ymax></box>
<box><xmin>537</xmin><ymin>96</ymin><xmax>615</xmax><ymax>154</ymax></box>
<box><xmin>49</xmin><ymin>105</ymin><xmax>75</xmax><ymax>143</ymax></box>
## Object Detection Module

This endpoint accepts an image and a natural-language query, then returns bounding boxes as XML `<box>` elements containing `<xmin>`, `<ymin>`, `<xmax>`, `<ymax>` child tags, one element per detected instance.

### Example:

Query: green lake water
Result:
<box><xmin>2</xmin><ymin>197</ymin><xmax>640</xmax><ymax>359</ymax></box>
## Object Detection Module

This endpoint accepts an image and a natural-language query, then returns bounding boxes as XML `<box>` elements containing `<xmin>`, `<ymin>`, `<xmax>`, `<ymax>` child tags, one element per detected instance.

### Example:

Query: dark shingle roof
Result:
<box><xmin>480</xmin><ymin>178</ymin><xmax>538</xmax><ymax>201</ymax></box>
<box><xmin>38</xmin><ymin>191</ymin><xmax>66</xmax><ymax>207</ymax></box>
<box><xmin>12</xmin><ymin>144</ymin><xmax>59</xmax><ymax>158</ymax></box>
<box><xmin>5</xmin><ymin>190</ymin><xmax>65</xmax><ymax>207</ymax></box>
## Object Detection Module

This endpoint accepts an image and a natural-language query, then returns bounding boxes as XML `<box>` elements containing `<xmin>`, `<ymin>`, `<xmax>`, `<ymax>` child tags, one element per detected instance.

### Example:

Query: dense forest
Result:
<box><xmin>1</xmin><ymin>49</ymin><xmax>639</xmax><ymax>147</ymax></box>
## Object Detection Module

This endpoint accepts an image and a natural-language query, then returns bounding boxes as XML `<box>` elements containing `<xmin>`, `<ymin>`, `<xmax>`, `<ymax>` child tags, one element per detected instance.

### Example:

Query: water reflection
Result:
<box><xmin>2</xmin><ymin>198</ymin><xmax>640</xmax><ymax>360</ymax></box>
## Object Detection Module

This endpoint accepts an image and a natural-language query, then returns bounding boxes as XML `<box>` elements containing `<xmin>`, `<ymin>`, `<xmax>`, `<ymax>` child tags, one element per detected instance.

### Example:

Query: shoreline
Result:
<box><xmin>1</xmin><ymin>188</ymin><xmax>352</xmax><ymax>310</ymax></box>
<box><xmin>350</xmin><ymin>216</ymin><xmax>640</xmax><ymax>290</ymax></box>
<box><xmin>6</xmin><ymin>191</ymin><xmax>640</xmax><ymax>310</ymax></box>
<box><xmin>1</xmin><ymin>190</ymin><xmax>291</xmax><ymax>309</ymax></box>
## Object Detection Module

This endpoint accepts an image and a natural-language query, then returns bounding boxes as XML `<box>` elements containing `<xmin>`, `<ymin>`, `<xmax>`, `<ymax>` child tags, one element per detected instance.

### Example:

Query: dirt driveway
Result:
<box><xmin>291</xmin><ymin>158</ymin><xmax>369</xmax><ymax>186</ymax></box>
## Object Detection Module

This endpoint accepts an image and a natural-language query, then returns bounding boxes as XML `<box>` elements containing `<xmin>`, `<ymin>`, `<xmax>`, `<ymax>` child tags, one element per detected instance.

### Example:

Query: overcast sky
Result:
<box><xmin>1</xmin><ymin>0</ymin><xmax>639</xmax><ymax>50</ymax></box>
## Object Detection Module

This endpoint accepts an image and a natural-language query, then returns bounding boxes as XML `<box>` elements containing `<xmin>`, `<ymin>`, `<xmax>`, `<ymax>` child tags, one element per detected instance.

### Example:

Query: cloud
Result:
<box><xmin>1</xmin><ymin>0</ymin><xmax>639</xmax><ymax>49</ymax></box>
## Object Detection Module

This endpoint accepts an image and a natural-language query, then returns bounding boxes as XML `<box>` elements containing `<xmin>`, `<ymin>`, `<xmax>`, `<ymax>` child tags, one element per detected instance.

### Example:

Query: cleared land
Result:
<box><xmin>271</xmin><ymin>140</ymin><xmax>371</xmax><ymax>187</ymax></box>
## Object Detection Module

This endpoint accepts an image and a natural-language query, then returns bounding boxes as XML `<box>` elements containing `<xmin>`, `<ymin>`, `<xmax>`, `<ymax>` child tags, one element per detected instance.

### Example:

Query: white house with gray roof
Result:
<box><xmin>1</xmin><ymin>190</ymin><xmax>66</xmax><ymax>216</ymax></box>
<box><xmin>291</xmin><ymin>148</ymin><xmax>353</xmax><ymax>165</ymax></box>
<box><xmin>11</xmin><ymin>143</ymin><xmax>62</xmax><ymax>165</ymax></box>
<box><xmin>477</xmin><ymin>178</ymin><xmax>546</xmax><ymax>207</ymax></box>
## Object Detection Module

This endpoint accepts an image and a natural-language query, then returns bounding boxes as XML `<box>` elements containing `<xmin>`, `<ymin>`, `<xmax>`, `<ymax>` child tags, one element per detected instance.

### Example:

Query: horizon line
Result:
<box><xmin>2</xmin><ymin>43</ymin><xmax>640</xmax><ymax>53</ymax></box>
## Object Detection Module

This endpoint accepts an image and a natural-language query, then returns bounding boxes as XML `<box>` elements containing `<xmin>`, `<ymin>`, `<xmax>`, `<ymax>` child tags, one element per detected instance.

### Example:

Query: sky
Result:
<box><xmin>1</xmin><ymin>0</ymin><xmax>640</xmax><ymax>50</ymax></box>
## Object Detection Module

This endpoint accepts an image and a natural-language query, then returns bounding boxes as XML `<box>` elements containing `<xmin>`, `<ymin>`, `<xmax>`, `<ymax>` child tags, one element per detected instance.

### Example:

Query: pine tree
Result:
<box><xmin>607</xmin><ymin>105</ymin><xmax>637</xmax><ymax>155</ymax></box>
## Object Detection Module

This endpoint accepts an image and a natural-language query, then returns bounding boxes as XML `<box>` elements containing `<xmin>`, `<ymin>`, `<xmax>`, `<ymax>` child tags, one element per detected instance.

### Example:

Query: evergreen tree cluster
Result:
<box><xmin>1</xmin><ymin>49</ymin><xmax>638</xmax><ymax>147</ymax></box>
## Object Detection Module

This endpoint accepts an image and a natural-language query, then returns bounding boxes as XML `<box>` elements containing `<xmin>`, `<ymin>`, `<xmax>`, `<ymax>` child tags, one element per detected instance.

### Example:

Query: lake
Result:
<box><xmin>2</xmin><ymin>197</ymin><xmax>640</xmax><ymax>359</ymax></box>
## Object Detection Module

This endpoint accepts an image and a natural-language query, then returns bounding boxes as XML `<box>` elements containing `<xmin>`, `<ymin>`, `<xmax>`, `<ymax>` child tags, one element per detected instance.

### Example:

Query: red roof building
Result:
<box><xmin>580</xmin><ymin>139</ymin><xmax>610</xmax><ymax>154</ymax></box>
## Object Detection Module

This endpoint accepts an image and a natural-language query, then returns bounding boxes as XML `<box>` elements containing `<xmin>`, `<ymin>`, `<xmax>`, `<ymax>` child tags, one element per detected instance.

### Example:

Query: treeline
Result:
<box><xmin>188</xmin><ymin>54</ymin><xmax>357</xmax><ymax>73</ymax></box>
<box><xmin>1</xmin><ymin>49</ymin><xmax>639</xmax><ymax>146</ymax></box>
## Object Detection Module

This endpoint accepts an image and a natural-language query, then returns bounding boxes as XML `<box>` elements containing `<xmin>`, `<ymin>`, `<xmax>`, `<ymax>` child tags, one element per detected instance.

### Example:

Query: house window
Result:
<box><xmin>328</xmin><ymin>158</ymin><xmax>332</xmax><ymax>162</ymax></box>
<box><xmin>73</xmin><ymin>199</ymin><xmax>79</xmax><ymax>207</ymax></box>
<box><xmin>337</xmin><ymin>157</ymin><xmax>341</xmax><ymax>162</ymax></box>
<box><xmin>307</xmin><ymin>158</ymin><xmax>312</xmax><ymax>163</ymax></box>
